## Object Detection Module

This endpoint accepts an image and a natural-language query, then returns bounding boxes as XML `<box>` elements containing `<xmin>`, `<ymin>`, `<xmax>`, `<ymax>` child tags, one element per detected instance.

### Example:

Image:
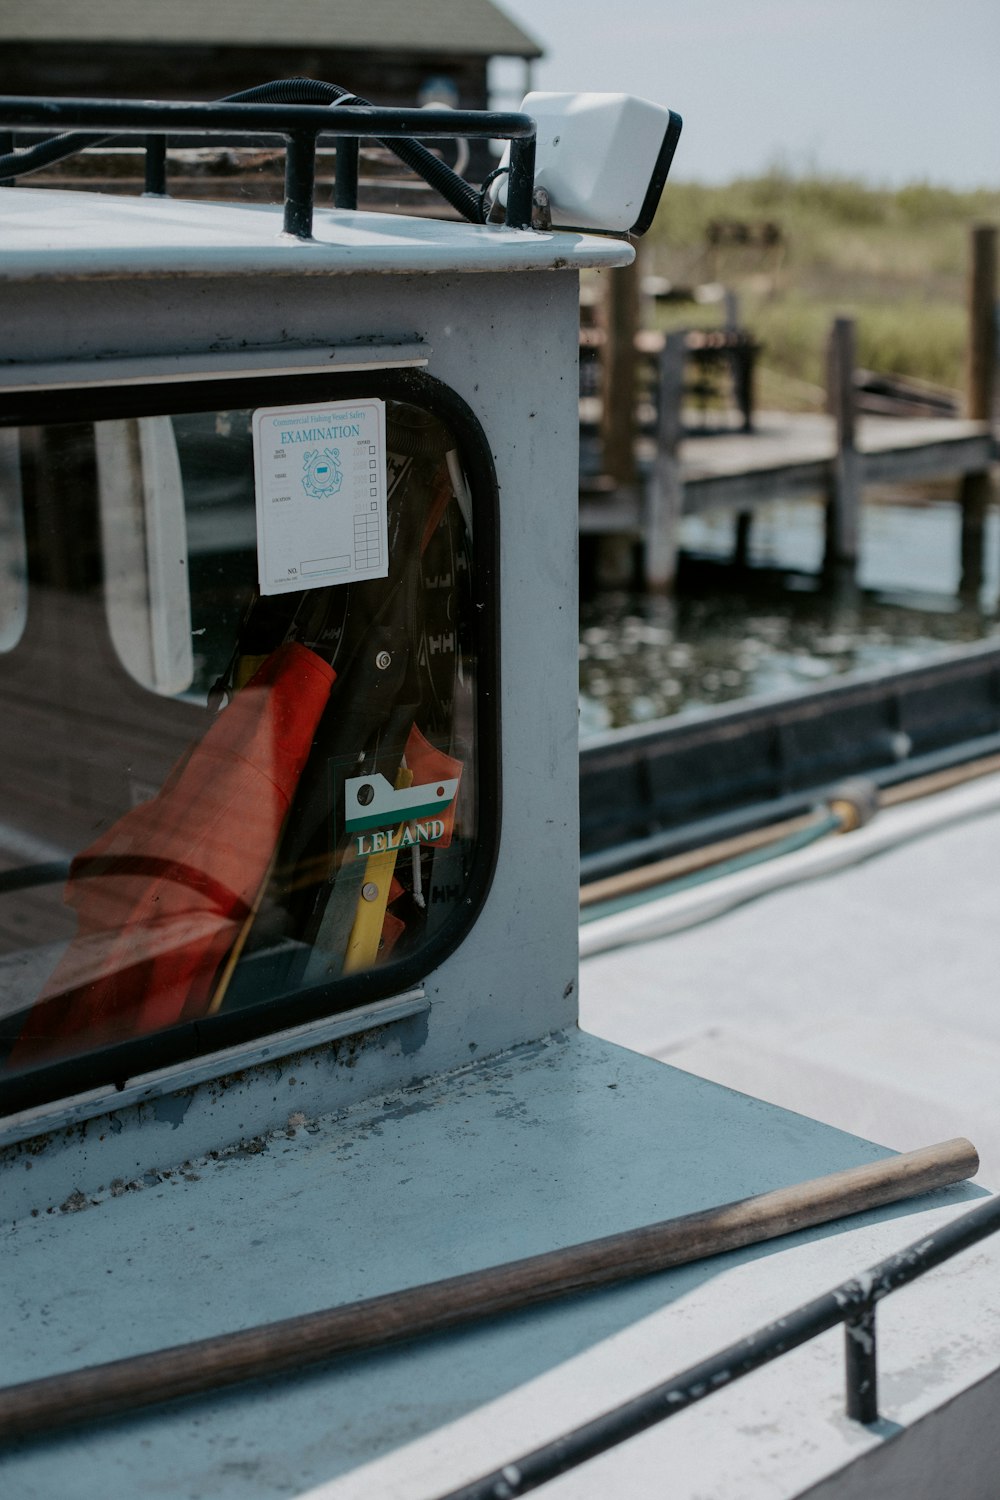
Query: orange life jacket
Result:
<box><xmin>9</xmin><ymin>643</ymin><xmax>335</xmax><ymax>1065</ymax></box>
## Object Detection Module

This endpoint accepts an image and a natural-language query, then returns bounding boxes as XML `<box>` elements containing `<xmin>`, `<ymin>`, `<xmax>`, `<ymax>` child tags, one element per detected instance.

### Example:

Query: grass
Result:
<box><xmin>640</xmin><ymin>171</ymin><xmax>1000</xmax><ymax>408</ymax></box>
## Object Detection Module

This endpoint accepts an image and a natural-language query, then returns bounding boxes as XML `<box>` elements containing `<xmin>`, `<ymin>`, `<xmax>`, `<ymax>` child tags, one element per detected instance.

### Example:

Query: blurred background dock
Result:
<box><xmin>579</xmin><ymin>224</ymin><xmax>998</xmax><ymax>595</ymax></box>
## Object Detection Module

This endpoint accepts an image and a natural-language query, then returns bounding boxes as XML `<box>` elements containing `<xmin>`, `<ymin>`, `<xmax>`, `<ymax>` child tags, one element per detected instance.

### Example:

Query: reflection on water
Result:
<box><xmin>580</xmin><ymin>498</ymin><xmax>1000</xmax><ymax>736</ymax></box>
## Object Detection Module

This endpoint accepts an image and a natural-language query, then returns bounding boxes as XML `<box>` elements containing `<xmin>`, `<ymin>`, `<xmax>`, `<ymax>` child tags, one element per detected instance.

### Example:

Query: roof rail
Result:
<box><xmin>0</xmin><ymin>91</ymin><xmax>538</xmax><ymax>237</ymax></box>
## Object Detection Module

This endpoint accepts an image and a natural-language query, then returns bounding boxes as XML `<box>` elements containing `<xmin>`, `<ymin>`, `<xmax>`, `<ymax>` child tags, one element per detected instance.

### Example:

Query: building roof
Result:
<box><xmin>0</xmin><ymin>0</ymin><xmax>542</xmax><ymax>58</ymax></box>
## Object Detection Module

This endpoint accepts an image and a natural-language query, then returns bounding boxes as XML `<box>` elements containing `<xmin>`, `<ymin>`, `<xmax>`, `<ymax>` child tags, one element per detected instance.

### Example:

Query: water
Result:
<box><xmin>579</xmin><ymin>497</ymin><xmax>1000</xmax><ymax>736</ymax></box>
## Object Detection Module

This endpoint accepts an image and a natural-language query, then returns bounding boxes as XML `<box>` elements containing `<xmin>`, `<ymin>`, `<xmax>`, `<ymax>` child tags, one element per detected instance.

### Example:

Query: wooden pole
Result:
<box><xmin>645</xmin><ymin>330</ymin><xmax>686</xmax><ymax>591</ymax></box>
<box><xmin>733</xmin><ymin>510</ymin><xmax>753</xmax><ymax>569</ymax></box>
<box><xmin>0</xmin><ymin>1138</ymin><xmax>979</xmax><ymax>1442</ymax></box>
<box><xmin>966</xmin><ymin>224</ymin><xmax>997</xmax><ymax>422</ymax></box>
<box><xmin>824</xmin><ymin>316</ymin><xmax>861</xmax><ymax>577</ymax></box>
<box><xmin>960</xmin><ymin>225</ymin><xmax>997</xmax><ymax>600</ymax></box>
<box><xmin>599</xmin><ymin>254</ymin><xmax>641</xmax><ymax>485</ymax></box>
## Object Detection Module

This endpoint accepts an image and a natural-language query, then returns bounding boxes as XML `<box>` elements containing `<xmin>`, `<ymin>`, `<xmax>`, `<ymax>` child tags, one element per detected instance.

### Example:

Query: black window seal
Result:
<box><xmin>0</xmin><ymin>367</ymin><xmax>500</xmax><ymax>1117</ymax></box>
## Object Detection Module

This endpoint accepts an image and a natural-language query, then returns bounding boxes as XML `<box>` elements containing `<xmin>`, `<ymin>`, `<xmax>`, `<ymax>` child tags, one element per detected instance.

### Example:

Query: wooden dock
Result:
<box><xmin>579</xmin><ymin>405</ymin><xmax>996</xmax><ymax>583</ymax></box>
<box><xmin>581</xmin><ymin>226</ymin><xmax>998</xmax><ymax>592</ymax></box>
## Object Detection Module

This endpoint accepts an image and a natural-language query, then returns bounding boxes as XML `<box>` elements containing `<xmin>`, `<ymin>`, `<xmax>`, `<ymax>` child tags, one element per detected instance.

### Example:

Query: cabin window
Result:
<box><xmin>0</xmin><ymin>375</ymin><xmax>498</xmax><ymax>1108</ymax></box>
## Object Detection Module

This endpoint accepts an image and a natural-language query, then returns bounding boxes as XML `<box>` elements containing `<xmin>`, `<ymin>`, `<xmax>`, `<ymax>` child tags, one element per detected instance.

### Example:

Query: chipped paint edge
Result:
<box><xmin>0</xmin><ymin>990</ymin><xmax>428</xmax><ymax>1149</ymax></box>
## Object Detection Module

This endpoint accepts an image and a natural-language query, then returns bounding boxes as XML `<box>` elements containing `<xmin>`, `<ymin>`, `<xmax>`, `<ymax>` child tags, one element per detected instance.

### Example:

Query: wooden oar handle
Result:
<box><xmin>0</xmin><ymin>1136</ymin><xmax>979</xmax><ymax>1442</ymax></box>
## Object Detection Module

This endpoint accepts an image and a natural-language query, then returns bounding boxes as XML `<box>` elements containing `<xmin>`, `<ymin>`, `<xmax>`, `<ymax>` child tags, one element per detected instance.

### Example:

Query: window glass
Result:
<box><xmin>0</xmin><ymin>393</ymin><xmax>488</xmax><ymax>1090</ymax></box>
<box><xmin>97</xmin><ymin>416</ymin><xmax>194</xmax><ymax>697</ymax></box>
<box><xmin>0</xmin><ymin>428</ymin><xmax>28</xmax><ymax>654</ymax></box>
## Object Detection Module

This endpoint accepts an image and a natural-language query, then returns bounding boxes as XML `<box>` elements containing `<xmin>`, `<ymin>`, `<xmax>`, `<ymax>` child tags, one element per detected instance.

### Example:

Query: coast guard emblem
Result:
<box><xmin>301</xmin><ymin>448</ymin><xmax>343</xmax><ymax>499</ymax></box>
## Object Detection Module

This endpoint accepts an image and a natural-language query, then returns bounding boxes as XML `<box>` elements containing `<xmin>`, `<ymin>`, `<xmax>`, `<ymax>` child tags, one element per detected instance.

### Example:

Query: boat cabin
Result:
<box><xmin>1</xmin><ymin>91</ymin><xmax>998</xmax><ymax>1500</ymax></box>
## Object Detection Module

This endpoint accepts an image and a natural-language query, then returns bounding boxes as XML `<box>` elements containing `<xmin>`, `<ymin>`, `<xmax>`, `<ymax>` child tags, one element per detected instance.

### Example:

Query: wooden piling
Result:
<box><xmin>599</xmin><ymin>255</ymin><xmax>641</xmax><ymax>485</ymax></box>
<box><xmin>824</xmin><ymin>316</ymin><xmax>860</xmax><ymax>576</ymax></box>
<box><xmin>959</xmin><ymin>225</ymin><xmax>997</xmax><ymax>600</ymax></box>
<box><xmin>966</xmin><ymin>225</ymin><xmax>998</xmax><ymax>423</ymax></box>
<box><xmin>591</xmin><ymin>256</ymin><xmax>642</xmax><ymax>586</ymax></box>
<box><xmin>645</xmin><ymin>332</ymin><xmax>686</xmax><ymax>590</ymax></box>
<box><xmin>733</xmin><ymin>510</ymin><xmax>753</xmax><ymax>569</ymax></box>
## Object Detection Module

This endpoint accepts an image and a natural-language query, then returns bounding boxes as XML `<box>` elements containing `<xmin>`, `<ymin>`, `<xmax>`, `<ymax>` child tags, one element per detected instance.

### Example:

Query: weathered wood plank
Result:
<box><xmin>579</xmin><ymin>498</ymin><xmax>642</xmax><ymax>534</ymax></box>
<box><xmin>683</xmin><ymin>461</ymin><xmax>830</xmax><ymax>512</ymax></box>
<box><xmin>644</xmin><ymin>333</ymin><xmax>686</xmax><ymax>590</ymax></box>
<box><xmin>825</xmin><ymin>317</ymin><xmax>860</xmax><ymax>570</ymax></box>
<box><xmin>863</xmin><ymin>433</ymin><xmax>994</xmax><ymax>485</ymax></box>
<box><xmin>579</xmin><ymin>414</ymin><xmax>994</xmax><ymax>536</ymax></box>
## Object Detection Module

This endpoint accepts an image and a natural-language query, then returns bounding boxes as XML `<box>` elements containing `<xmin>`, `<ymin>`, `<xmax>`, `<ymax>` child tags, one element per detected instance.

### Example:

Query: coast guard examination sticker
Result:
<box><xmin>252</xmin><ymin>399</ymin><xmax>388</xmax><ymax>595</ymax></box>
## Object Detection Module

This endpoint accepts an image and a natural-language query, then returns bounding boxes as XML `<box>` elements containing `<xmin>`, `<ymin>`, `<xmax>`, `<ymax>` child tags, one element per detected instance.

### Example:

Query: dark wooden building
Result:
<box><xmin>1</xmin><ymin>0</ymin><xmax>541</xmax><ymax>111</ymax></box>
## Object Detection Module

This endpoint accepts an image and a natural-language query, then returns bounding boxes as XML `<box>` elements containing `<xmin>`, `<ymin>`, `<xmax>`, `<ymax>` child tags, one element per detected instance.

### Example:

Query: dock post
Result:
<box><xmin>645</xmin><ymin>331</ymin><xmax>686</xmax><ymax>591</ymax></box>
<box><xmin>959</xmin><ymin>225</ymin><xmax>997</xmax><ymax>601</ymax></box>
<box><xmin>599</xmin><ymin>253</ymin><xmax>640</xmax><ymax>485</ymax></box>
<box><xmin>733</xmin><ymin>510</ymin><xmax>753</xmax><ymax>570</ymax></box>
<box><xmin>824</xmin><ymin>316</ymin><xmax>861</xmax><ymax>578</ymax></box>
<box><xmin>727</xmin><ymin>293</ymin><xmax>752</xmax><ymax>569</ymax></box>
<box><xmin>596</xmin><ymin>255</ymin><xmax>641</xmax><ymax>585</ymax></box>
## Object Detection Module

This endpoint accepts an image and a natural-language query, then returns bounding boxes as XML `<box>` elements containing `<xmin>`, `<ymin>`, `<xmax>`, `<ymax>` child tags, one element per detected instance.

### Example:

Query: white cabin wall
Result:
<box><xmin>0</xmin><ymin>264</ymin><xmax>588</xmax><ymax>1198</ymax></box>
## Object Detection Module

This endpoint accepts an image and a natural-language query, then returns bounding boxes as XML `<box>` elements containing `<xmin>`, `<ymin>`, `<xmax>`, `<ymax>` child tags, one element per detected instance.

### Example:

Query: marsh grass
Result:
<box><xmin>644</xmin><ymin>173</ymin><xmax>1000</xmax><ymax>407</ymax></box>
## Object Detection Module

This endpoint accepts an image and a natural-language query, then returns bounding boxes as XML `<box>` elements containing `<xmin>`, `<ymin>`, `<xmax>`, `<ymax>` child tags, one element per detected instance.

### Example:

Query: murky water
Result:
<box><xmin>579</xmin><ymin>498</ymin><xmax>1000</xmax><ymax>736</ymax></box>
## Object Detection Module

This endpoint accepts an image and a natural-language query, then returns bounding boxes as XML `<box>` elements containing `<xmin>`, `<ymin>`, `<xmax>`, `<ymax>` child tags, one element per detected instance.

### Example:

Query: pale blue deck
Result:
<box><xmin>0</xmin><ymin>1030</ymin><xmax>978</xmax><ymax>1499</ymax></box>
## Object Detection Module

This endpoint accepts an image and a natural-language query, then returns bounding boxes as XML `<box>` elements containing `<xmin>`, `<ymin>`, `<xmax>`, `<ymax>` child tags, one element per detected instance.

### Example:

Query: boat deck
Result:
<box><xmin>580</xmin><ymin>772</ymin><xmax>1000</xmax><ymax>1187</ymax></box>
<box><xmin>2</xmin><ymin>1025</ymin><xmax>979</xmax><ymax>1500</ymax></box>
<box><xmin>284</xmin><ymin>786</ymin><xmax>1000</xmax><ymax>1493</ymax></box>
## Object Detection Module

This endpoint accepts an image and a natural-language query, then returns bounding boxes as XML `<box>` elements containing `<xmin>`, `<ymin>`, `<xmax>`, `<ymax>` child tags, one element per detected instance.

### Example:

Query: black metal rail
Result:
<box><xmin>0</xmin><ymin>95</ymin><xmax>538</xmax><ymax>237</ymax></box>
<box><xmin>437</xmin><ymin>1191</ymin><xmax>1000</xmax><ymax>1499</ymax></box>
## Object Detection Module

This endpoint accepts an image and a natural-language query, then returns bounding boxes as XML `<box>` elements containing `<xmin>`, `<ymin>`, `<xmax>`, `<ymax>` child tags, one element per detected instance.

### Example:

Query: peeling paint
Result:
<box><xmin>153</xmin><ymin>1093</ymin><xmax>193</xmax><ymax>1130</ymax></box>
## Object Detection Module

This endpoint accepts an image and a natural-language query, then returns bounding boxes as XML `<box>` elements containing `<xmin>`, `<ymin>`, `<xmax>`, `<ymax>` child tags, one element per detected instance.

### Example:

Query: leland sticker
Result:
<box><xmin>252</xmin><ymin>399</ymin><xmax>388</xmax><ymax>595</ymax></box>
<box><xmin>345</xmin><ymin>771</ymin><xmax>459</xmax><ymax>854</ymax></box>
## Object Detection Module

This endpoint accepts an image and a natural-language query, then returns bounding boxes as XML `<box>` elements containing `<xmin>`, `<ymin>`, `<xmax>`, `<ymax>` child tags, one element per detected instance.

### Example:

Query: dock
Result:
<box><xmin>581</xmin><ymin>225</ymin><xmax>999</xmax><ymax>592</ymax></box>
<box><xmin>579</xmin><ymin>403</ymin><xmax>996</xmax><ymax>586</ymax></box>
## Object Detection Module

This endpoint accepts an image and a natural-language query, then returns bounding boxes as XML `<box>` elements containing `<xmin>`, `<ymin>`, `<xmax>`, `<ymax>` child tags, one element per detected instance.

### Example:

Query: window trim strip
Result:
<box><xmin>0</xmin><ymin>991</ymin><xmax>429</xmax><ymax>1148</ymax></box>
<box><xmin>0</xmin><ymin>344</ymin><xmax>430</xmax><ymax>395</ymax></box>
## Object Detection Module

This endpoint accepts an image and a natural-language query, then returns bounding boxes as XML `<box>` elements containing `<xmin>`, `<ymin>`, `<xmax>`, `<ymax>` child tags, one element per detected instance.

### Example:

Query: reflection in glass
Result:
<box><xmin>0</xmin><ymin>429</ymin><xmax>28</xmax><ymax>654</ymax></box>
<box><xmin>0</xmin><ymin>400</ymin><xmax>480</xmax><ymax>1079</ymax></box>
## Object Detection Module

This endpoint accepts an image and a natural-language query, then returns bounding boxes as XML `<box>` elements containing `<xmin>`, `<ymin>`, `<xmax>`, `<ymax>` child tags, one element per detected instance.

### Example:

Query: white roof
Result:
<box><xmin>0</xmin><ymin>187</ymin><xmax>632</xmax><ymax>279</ymax></box>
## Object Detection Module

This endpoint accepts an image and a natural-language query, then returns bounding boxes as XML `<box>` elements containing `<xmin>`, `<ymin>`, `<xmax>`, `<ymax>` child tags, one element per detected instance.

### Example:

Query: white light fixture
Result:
<box><xmin>493</xmin><ymin>92</ymin><xmax>682</xmax><ymax>235</ymax></box>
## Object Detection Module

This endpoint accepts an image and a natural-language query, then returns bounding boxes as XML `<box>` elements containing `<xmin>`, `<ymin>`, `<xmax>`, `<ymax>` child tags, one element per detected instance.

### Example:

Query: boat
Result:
<box><xmin>1</xmin><ymin>85</ymin><xmax>999</xmax><ymax>1500</ymax></box>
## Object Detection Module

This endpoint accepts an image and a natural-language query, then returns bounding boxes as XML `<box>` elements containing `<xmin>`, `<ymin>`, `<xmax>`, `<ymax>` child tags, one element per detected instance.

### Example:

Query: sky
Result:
<box><xmin>491</xmin><ymin>0</ymin><xmax>1000</xmax><ymax>188</ymax></box>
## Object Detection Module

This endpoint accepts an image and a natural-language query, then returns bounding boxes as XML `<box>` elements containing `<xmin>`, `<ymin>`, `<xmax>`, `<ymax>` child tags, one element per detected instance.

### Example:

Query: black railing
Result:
<box><xmin>437</xmin><ymin>1191</ymin><xmax>1000</xmax><ymax>1499</ymax></box>
<box><xmin>0</xmin><ymin>96</ymin><xmax>537</xmax><ymax>238</ymax></box>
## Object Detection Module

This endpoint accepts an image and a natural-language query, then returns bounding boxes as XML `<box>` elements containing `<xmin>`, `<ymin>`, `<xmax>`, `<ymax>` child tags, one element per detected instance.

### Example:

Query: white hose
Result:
<box><xmin>580</xmin><ymin>771</ymin><xmax>1000</xmax><ymax>959</ymax></box>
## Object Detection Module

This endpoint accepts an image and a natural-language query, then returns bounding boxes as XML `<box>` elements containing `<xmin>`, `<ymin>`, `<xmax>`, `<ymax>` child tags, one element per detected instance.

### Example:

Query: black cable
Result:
<box><xmin>478</xmin><ymin>165</ymin><xmax>508</xmax><ymax>224</ymax></box>
<box><xmin>0</xmin><ymin>129</ymin><xmax>114</xmax><ymax>180</ymax></box>
<box><xmin>225</xmin><ymin>78</ymin><xmax>485</xmax><ymax>223</ymax></box>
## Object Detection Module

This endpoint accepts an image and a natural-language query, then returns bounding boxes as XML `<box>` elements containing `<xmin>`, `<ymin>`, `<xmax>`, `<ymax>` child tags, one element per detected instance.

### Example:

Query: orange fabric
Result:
<box><xmin>10</xmin><ymin>644</ymin><xmax>335</xmax><ymax>1065</ymax></box>
<box><xmin>403</xmin><ymin>723</ymin><xmax>462</xmax><ymax>848</ymax></box>
<box><xmin>378</xmin><ymin>909</ymin><xmax>406</xmax><ymax>960</ymax></box>
<box><xmin>375</xmin><ymin>727</ymin><xmax>463</xmax><ymax>961</ymax></box>
<box><xmin>419</xmin><ymin>462</ymin><xmax>457</xmax><ymax>555</ymax></box>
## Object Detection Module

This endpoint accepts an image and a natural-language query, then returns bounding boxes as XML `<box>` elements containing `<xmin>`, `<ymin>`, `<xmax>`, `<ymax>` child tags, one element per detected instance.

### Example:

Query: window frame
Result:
<box><xmin>0</xmin><ymin>366</ymin><xmax>501</xmax><ymax>1116</ymax></box>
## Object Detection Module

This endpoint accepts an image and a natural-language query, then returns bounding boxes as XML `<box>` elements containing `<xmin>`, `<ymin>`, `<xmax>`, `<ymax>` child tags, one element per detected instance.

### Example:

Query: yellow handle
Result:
<box><xmin>342</xmin><ymin>767</ymin><xmax>413</xmax><ymax>973</ymax></box>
